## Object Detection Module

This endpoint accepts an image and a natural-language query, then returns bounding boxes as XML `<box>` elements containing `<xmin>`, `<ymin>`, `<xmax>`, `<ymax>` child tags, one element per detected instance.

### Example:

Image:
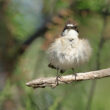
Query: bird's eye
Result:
<box><xmin>74</xmin><ymin>26</ymin><xmax>77</xmax><ymax>29</ymax></box>
<box><xmin>73</xmin><ymin>26</ymin><xmax>79</xmax><ymax>32</ymax></box>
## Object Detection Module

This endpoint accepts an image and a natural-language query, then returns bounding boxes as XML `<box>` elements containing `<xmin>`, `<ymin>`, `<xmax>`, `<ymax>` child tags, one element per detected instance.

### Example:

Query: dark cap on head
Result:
<box><xmin>63</xmin><ymin>20</ymin><xmax>79</xmax><ymax>32</ymax></box>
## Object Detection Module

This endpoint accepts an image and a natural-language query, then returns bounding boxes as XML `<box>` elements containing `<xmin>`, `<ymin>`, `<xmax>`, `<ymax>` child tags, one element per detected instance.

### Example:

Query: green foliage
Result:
<box><xmin>1</xmin><ymin>0</ymin><xmax>110</xmax><ymax>110</ymax></box>
<box><xmin>49</xmin><ymin>98</ymin><xmax>62</xmax><ymax>110</ymax></box>
<box><xmin>55</xmin><ymin>0</ymin><xmax>70</xmax><ymax>11</ymax></box>
<box><xmin>7</xmin><ymin>0</ymin><xmax>43</xmax><ymax>41</ymax></box>
<box><xmin>43</xmin><ymin>0</ymin><xmax>70</xmax><ymax>16</ymax></box>
<box><xmin>76</xmin><ymin>0</ymin><xmax>106</xmax><ymax>12</ymax></box>
<box><xmin>0</xmin><ymin>81</ymin><xmax>12</xmax><ymax>109</ymax></box>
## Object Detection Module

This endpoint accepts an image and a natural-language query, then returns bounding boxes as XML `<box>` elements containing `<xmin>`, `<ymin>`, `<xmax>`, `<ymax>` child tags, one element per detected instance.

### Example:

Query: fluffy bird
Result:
<box><xmin>47</xmin><ymin>21</ymin><xmax>92</xmax><ymax>77</ymax></box>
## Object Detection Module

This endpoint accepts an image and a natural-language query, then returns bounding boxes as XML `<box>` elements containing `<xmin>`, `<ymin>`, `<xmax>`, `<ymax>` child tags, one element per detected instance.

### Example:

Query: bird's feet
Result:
<box><xmin>55</xmin><ymin>75</ymin><xmax>61</xmax><ymax>86</ymax></box>
<box><xmin>74</xmin><ymin>73</ymin><xmax>77</xmax><ymax>81</ymax></box>
<box><xmin>55</xmin><ymin>69</ymin><xmax>65</xmax><ymax>86</ymax></box>
<box><xmin>72</xmin><ymin>68</ymin><xmax>77</xmax><ymax>85</ymax></box>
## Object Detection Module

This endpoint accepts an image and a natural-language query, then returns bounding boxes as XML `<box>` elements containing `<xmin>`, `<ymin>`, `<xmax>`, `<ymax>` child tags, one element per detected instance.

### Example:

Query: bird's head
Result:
<box><xmin>61</xmin><ymin>20</ymin><xmax>79</xmax><ymax>38</ymax></box>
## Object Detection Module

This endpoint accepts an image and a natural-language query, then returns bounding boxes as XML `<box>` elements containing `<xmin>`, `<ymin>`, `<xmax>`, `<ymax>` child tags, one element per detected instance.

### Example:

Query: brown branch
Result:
<box><xmin>26</xmin><ymin>68</ymin><xmax>110</xmax><ymax>89</ymax></box>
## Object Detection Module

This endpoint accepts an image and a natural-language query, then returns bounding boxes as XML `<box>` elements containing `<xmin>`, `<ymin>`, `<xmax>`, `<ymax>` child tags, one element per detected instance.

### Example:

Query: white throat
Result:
<box><xmin>62</xmin><ymin>29</ymin><xmax>79</xmax><ymax>39</ymax></box>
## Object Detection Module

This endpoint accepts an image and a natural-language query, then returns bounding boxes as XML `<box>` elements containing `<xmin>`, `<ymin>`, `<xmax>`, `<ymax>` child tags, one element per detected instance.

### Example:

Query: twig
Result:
<box><xmin>26</xmin><ymin>68</ymin><xmax>110</xmax><ymax>89</ymax></box>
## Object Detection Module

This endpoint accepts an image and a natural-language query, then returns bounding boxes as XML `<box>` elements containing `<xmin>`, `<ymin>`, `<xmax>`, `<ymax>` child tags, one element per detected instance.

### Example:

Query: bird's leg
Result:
<box><xmin>59</xmin><ymin>70</ymin><xmax>69</xmax><ymax>84</ymax></box>
<box><xmin>72</xmin><ymin>68</ymin><xmax>77</xmax><ymax>82</ymax></box>
<box><xmin>74</xmin><ymin>73</ymin><xmax>77</xmax><ymax>81</ymax></box>
<box><xmin>55</xmin><ymin>68</ymin><xmax>60</xmax><ymax>86</ymax></box>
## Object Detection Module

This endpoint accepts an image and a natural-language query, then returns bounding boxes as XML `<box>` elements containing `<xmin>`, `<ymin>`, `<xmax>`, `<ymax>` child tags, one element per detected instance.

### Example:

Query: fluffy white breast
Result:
<box><xmin>62</xmin><ymin>29</ymin><xmax>79</xmax><ymax>39</ymax></box>
<box><xmin>47</xmin><ymin>36</ymin><xmax>92</xmax><ymax>70</ymax></box>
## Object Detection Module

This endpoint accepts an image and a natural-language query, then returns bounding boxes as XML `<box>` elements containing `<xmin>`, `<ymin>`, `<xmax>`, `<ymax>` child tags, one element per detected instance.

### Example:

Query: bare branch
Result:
<box><xmin>26</xmin><ymin>68</ymin><xmax>110</xmax><ymax>89</ymax></box>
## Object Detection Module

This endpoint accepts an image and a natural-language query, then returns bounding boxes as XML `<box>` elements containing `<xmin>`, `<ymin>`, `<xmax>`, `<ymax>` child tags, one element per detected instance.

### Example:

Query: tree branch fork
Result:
<box><xmin>26</xmin><ymin>68</ymin><xmax>110</xmax><ymax>89</ymax></box>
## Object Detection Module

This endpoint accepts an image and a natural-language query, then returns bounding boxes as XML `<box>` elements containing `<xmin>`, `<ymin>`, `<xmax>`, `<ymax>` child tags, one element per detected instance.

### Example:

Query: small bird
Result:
<box><xmin>47</xmin><ymin>20</ymin><xmax>92</xmax><ymax>82</ymax></box>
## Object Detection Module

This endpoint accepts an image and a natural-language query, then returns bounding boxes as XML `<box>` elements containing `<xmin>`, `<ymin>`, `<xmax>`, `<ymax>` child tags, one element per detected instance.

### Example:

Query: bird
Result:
<box><xmin>47</xmin><ymin>20</ymin><xmax>92</xmax><ymax>83</ymax></box>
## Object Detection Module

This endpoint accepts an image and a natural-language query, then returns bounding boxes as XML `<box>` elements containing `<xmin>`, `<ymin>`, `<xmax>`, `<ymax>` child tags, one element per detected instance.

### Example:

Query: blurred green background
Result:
<box><xmin>0</xmin><ymin>0</ymin><xmax>110</xmax><ymax>110</ymax></box>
